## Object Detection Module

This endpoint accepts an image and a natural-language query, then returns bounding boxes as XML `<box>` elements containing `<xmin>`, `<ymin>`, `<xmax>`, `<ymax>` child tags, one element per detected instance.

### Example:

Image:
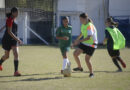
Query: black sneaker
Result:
<box><xmin>116</xmin><ymin>69</ymin><xmax>122</xmax><ymax>72</ymax></box>
<box><xmin>73</xmin><ymin>67</ymin><xmax>83</xmax><ymax>72</ymax></box>
<box><xmin>89</xmin><ymin>73</ymin><xmax>94</xmax><ymax>78</ymax></box>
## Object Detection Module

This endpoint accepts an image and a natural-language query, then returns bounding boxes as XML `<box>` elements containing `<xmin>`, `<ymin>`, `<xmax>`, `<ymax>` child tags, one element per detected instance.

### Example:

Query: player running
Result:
<box><xmin>0</xmin><ymin>7</ymin><xmax>22</xmax><ymax>76</ymax></box>
<box><xmin>56</xmin><ymin>16</ymin><xmax>72</xmax><ymax>74</ymax></box>
<box><xmin>103</xmin><ymin>17</ymin><xmax>126</xmax><ymax>72</ymax></box>
<box><xmin>73</xmin><ymin>13</ymin><xmax>98</xmax><ymax>78</ymax></box>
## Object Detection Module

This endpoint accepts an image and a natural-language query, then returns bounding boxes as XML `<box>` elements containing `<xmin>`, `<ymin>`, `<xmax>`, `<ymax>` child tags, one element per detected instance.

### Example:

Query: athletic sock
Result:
<box><xmin>14</xmin><ymin>60</ymin><xmax>19</xmax><ymax>72</ymax></box>
<box><xmin>112</xmin><ymin>58</ymin><xmax>122</xmax><ymax>70</ymax></box>
<box><xmin>62</xmin><ymin>58</ymin><xmax>68</xmax><ymax>70</ymax></box>
<box><xmin>0</xmin><ymin>58</ymin><xmax>4</xmax><ymax>65</ymax></box>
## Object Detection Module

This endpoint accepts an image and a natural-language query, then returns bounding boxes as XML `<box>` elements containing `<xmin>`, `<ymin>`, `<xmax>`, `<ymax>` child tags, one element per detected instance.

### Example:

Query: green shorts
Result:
<box><xmin>60</xmin><ymin>47</ymin><xmax>70</xmax><ymax>56</ymax></box>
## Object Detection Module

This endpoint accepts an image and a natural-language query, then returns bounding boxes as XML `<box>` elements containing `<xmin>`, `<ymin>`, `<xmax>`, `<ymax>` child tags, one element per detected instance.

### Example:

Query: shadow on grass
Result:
<box><xmin>0</xmin><ymin>72</ymin><xmax>61</xmax><ymax>78</ymax></box>
<box><xmin>0</xmin><ymin>76</ymin><xmax>63</xmax><ymax>83</ymax></box>
<box><xmin>72</xmin><ymin>70</ymin><xmax>130</xmax><ymax>74</ymax></box>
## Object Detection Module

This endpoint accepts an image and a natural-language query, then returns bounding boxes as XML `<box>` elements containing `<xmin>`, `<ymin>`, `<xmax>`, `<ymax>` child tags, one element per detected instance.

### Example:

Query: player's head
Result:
<box><xmin>62</xmin><ymin>16</ymin><xmax>69</xmax><ymax>27</ymax></box>
<box><xmin>79</xmin><ymin>13</ymin><xmax>92</xmax><ymax>24</ymax></box>
<box><xmin>6</xmin><ymin>7</ymin><xmax>18</xmax><ymax>18</ymax></box>
<box><xmin>105</xmin><ymin>17</ymin><xmax>118</xmax><ymax>27</ymax></box>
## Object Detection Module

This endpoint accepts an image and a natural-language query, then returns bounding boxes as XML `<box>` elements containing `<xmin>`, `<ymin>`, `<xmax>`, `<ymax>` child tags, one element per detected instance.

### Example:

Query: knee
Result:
<box><xmin>3</xmin><ymin>55</ymin><xmax>9</xmax><ymax>60</ymax></box>
<box><xmin>73</xmin><ymin>51</ymin><xmax>79</xmax><ymax>57</ymax></box>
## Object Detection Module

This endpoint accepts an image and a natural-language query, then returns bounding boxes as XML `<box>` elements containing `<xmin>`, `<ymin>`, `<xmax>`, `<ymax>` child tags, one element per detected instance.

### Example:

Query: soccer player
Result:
<box><xmin>0</xmin><ymin>7</ymin><xmax>22</xmax><ymax>76</ymax></box>
<box><xmin>103</xmin><ymin>17</ymin><xmax>126</xmax><ymax>72</ymax></box>
<box><xmin>56</xmin><ymin>16</ymin><xmax>72</xmax><ymax>74</ymax></box>
<box><xmin>73</xmin><ymin>13</ymin><xmax>98</xmax><ymax>78</ymax></box>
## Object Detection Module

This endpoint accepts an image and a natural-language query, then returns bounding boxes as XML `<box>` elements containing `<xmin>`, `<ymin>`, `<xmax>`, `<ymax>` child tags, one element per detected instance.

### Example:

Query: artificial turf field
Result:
<box><xmin>0</xmin><ymin>46</ymin><xmax>130</xmax><ymax>90</ymax></box>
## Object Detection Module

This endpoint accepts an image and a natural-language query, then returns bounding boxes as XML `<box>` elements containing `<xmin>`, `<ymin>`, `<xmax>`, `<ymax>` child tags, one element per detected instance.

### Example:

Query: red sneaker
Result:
<box><xmin>0</xmin><ymin>65</ymin><xmax>3</xmax><ymax>71</ymax></box>
<box><xmin>119</xmin><ymin>59</ymin><xmax>126</xmax><ymax>68</ymax></box>
<box><xmin>14</xmin><ymin>71</ymin><xmax>21</xmax><ymax>76</ymax></box>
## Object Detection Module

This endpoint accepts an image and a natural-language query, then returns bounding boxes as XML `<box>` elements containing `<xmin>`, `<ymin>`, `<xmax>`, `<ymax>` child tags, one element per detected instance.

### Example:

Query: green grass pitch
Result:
<box><xmin>0</xmin><ymin>46</ymin><xmax>130</xmax><ymax>90</ymax></box>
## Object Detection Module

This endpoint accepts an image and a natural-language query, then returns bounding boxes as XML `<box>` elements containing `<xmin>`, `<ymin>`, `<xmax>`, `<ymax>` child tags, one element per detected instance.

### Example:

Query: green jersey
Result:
<box><xmin>56</xmin><ymin>25</ymin><xmax>72</xmax><ymax>47</ymax></box>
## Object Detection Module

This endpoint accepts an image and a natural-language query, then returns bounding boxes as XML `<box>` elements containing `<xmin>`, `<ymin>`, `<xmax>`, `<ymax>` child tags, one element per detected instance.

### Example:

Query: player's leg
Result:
<box><xmin>61</xmin><ymin>47</ymin><xmax>70</xmax><ymax>72</ymax></box>
<box><xmin>12</xmin><ymin>46</ymin><xmax>21</xmax><ymax>76</ymax></box>
<box><xmin>73</xmin><ymin>48</ymin><xmax>83</xmax><ymax>71</ymax></box>
<box><xmin>112</xmin><ymin>56</ymin><xmax>122</xmax><ymax>72</ymax></box>
<box><xmin>115</xmin><ymin>50</ymin><xmax>126</xmax><ymax>68</ymax></box>
<box><xmin>85</xmin><ymin>54</ymin><xmax>94</xmax><ymax>77</ymax></box>
<box><xmin>0</xmin><ymin>50</ymin><xmax>10</xmax><ymax>71</ymax></box>
<box><xmin>108</xmin><ymin>49</ymin><xmax>122</xmax><ymax>72</ymax></box>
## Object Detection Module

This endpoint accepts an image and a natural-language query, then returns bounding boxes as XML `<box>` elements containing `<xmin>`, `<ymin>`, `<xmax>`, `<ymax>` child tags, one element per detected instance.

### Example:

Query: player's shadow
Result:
<box><xmin>0</xmin><ymin>72</ymin><xmax>61</xmax><ymax>78</ymax></box>
<box><xmin>72</xmin><ymin>70</ymin><xmax>130</xmax><ymax>73</ymax></box>
<box><xmin>0</xmin><ymin>76</ymin><xmax>63</xmax><ymax>83</ymax></box>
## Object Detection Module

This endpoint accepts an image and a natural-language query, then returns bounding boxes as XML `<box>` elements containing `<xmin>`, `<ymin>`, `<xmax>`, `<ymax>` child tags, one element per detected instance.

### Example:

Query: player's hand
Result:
<box><xmin>63</xmin><ymin>37</ymin><xmax>69</xmax><ymax>40</ymax></box>
<box><xmin>71</xmin><ymin>44</ymin><xmax>74</xmax><ymax>49</ymax></box>
<box><xmin>73</xmin><ymin>40</ymin><xmax>80</xmax><ymax>46</ymax></box>
<box><xmin>103</xmin><ymin>41</ymin><xmax>106</xmax><ymax>45</ymax></box>
<box><xmin>18</xmin><ymin>39</ymin><xmax>23</xmax><ymax>45</ymax></box>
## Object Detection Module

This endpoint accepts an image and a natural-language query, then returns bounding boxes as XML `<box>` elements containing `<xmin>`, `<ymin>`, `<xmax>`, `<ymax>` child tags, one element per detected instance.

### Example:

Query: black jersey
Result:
<box><xmin>2</xmin><ymin>17</ymin><xmax>18</xmax><ymax>51</ymax></box>
<box><xmin>2</xmin><ymin>17</ymin><xmax>18</xmax><ymax>41</ymax></box>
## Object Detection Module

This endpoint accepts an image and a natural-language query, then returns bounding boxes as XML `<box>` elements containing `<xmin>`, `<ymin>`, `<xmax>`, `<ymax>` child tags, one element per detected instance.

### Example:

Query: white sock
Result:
<box><xmin>62</xmin><ymin>58</ymin><xmax>68</xmax><ymax>70</ymax></box>
<box><xmin>67</xmin><ymin>58</ymin><xmax>70</xmax><ymax>63</ymax></box>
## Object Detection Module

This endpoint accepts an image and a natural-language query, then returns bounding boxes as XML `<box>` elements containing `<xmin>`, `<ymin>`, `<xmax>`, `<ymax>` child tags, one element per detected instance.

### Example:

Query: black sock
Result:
<box><xmin>0</xmin><ymin>58</ymin><xmax>4</xmax><ymax>65</ymax></box>
<box><xmin>112</xmin><ymin>58</ymin><xmax>122</xmax><ymax>70</ymax></box>
<box><xmin>116</xmin><ymin>56</ymin><xmax>122</xmax><ymax>61</ymax></box>
<box><xmin>14</xmin><ymin>60</ymin><xmax>19</xmax><ymax>72</ymax></box>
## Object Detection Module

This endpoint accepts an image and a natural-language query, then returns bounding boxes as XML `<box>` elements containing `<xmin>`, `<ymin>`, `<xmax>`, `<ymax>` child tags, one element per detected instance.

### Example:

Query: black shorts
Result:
<box><xmin>107</xmin><ymin>49</ymin><xmax>120</xmax><ymax>57</ymax></box>
<box><xmin>78</xmin><ymin>43</ymin><xmax>95</xmax><ymax>56</ymax></box>
<box><xmin>2</xmin><ymin>39</ymin><xmax>17</xmax><ymax>51</ymax></box>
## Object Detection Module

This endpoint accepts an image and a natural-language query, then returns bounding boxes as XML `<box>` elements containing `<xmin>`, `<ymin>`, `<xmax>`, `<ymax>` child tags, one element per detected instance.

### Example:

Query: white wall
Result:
<box><xmin>0</xmin><ymin>0</ymin><xmax>5</xmax><ymax>8</ymax></box>
<box><xmin>109</xmin><ymin>0</ymin><xmax>130</xmax><ymax>16</ymax></box>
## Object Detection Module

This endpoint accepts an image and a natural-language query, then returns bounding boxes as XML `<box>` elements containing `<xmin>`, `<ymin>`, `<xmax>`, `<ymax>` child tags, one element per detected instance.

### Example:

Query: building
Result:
<box><xmin>0</xmin><ymin>0</ymin><xmax>130</xmax><ymax>45</ymax></box>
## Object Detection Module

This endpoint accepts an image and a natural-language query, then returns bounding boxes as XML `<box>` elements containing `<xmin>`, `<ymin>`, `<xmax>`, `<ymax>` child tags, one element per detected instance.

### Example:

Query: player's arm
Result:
<box><xmin>56</xmin><ymin>28</ymin><xmax>68</xmax><ymax>41</ymax></box>
<box><xmin>76</xmin><ymin>33</ymin><xmax>83</xmax><ymax>41</ymax></box>
<box><xmin>73</xmin><ymin>33</ymin><xmax>83</xmax><ymax>46</ymax></box>
<box><xmin>7</xmin><ymin>27</ymin><xmax>22</xmax><ymax>44</ymax></box>
<box><xmin>103</xmin><ymin>38</ymin><xmax>108</xmax><ymax>45</ymax></box>
<box><xmin>79</xmin><ymin>35</ymin><xmax>91</xmax><ymax>42</ymax></box>
<box><xmin>0</xmin><ymin>25</ymin><xmax>6</xmax><ymax>32</ymax></box>
<box><xmin>103</xmin><ymin>30</ymin><xmax>109</xmax><ymax>45</ymax></box>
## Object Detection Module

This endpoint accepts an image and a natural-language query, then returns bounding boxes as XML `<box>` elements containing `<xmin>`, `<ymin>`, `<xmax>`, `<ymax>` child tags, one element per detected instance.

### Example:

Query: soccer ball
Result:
<box><xmin>63</xmin><ymin>62</ymin><xmax>71</xmax><ymax>77</ymax></box>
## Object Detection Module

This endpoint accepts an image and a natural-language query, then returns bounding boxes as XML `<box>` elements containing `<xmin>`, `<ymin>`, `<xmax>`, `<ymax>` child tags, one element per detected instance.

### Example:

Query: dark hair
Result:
<box><xmin>79</xmin><ymin>13</ymin><xmax>93</xmax><ymax>23</ymax></box>
<box><xmin>106</xmin><ymin>17</ymin><xmax>118</xmax><ymax>27</ymax></box>
<box><xmin>62</xmin><ymin>16</ymin><xmax>69</xmax><ymax>21</ymax></box>
<box><xmin>6</xmin><ymin>7</ymin><xmax>18</xmax><ymax>18</ymax></box>
<box><xmin>80</xmin><ymin>13</ymin><xmax>88</xmax><ymax>19</ymax></box>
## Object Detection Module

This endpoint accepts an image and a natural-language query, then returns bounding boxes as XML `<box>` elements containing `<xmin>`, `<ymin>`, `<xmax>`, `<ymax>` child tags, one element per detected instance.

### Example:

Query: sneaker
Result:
<box><xmin>14</xmin><ymin>71</ymin><xmax>21</xmax><ymax>76</ymax></box>
<box><xmin>0</xmin><ymin>65</ymin><xmax>3</xmax><ymax>71</ymax></box>
<box><xmin>73</xmin><ymin>67</ymin><xmax>83</xmax><ymax>72</ymax></box>
<box><xmin>89</xmin><ymin>73</ymin><xmax>94</xmax><ymax>78</ymax></box>
<box><xmin>119</xmin><ymin>59</ymin><xmax>126</xmax><ymax>68</ymax></box>
<box><xmin>116</xmin><ymin>69</ymin><xmax>122</xmax><ymax>72</ymax></box>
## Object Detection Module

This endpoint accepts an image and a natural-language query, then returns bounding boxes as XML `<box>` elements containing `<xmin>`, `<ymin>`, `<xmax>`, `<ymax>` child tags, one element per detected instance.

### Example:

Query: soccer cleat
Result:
<box><xmin>0</xmin><ymin>65</ymin><xmax>3</xmax><ymax>71</ymax></box>
<box><xmin>119</xmin><ymin>59</ymin><xmax>126</xmax><ymax>68</ymax></box>
<box><xmin>73</xmin><ymin>67</ymin><xmax>83</xmax><ymax>72</ymax></box>
<box><xmin>89</xmin><ymin>73</ymin><xmax>94</xmax><ymax>78</ymax></box>
<box><xmin>14</xmin><ymin>71</ymin><xmax>21</xmax><ymax>76</ymax></box>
